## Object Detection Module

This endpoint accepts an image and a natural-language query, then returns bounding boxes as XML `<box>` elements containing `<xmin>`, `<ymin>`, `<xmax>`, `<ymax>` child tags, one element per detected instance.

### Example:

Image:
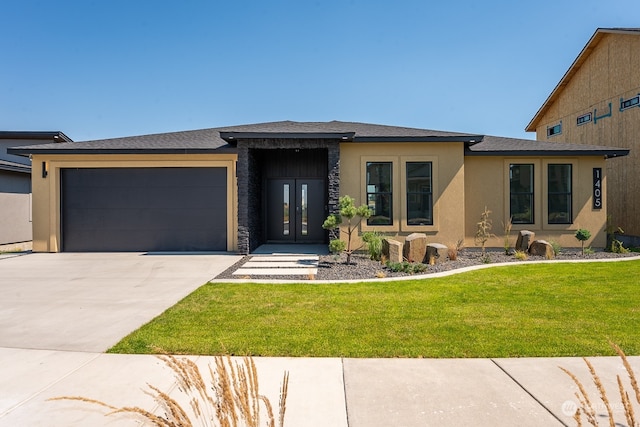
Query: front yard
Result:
<box><xmin>109</xmin><ymin>259</ymin><xmax>640</xmax><ymax>358</ymax></box>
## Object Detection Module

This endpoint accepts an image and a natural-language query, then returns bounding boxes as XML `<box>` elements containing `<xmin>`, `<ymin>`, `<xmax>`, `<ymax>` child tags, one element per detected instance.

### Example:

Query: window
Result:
<box><xmin>547</xmin><ymin>122</ymin><xmax>562</xmax><ymax>137</ymax></box>
<box><xmin>620</xmin><ymin>94</ymin><xmax>640</xmax><ymax>111</ymax></box>
<box><xmin>577</xmin><ymin>113</ymin><xmax>592</xmax><ymax>126</ymax></box>
<box><xmin>510</xmin><ymin>164</ymin><xmax>534</xmax><ymax>224</ymax></box>
<box><xmin>366</xmin><ymin>162</ymin><xmax>392</xmax><ymax>225</ymax></box>
<box><xmin>548</xmin><ymin>164</ymin><xmax>572</xmax><ymax>224</ymax></box>
<box><xmin>406</xmin><ymin>162</ymin><xmax>433</xmax><ymax>225</ymax></box>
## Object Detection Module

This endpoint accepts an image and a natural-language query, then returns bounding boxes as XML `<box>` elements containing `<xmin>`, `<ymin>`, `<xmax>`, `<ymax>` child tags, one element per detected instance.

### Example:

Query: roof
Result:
<box><xmin>7</xmin><ymin>121</ymin><xmax>482</xmax><ymax>156</ymax></box>
<box><xmin>0</xmin><ymin>131</ymin><xmax>73</xmax><ymax>143</ymax></box>
<box><xmin>526</xmin><ymin>28</ymin><xmax>640</xmax><ymax>132</ymax></box>
<box><xmin>467</xmin><ymin>135</ymin><xmax>629</xmax><ymax>158</ymax></box>
<box><xmin>6</xmin><ymin>120</ymin><xmax>629</xmax><ymax>158</ymax></box>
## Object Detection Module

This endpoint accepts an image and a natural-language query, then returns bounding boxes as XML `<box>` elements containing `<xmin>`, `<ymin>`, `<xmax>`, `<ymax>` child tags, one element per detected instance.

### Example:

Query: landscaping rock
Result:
<box><xmin>426</xmin><ymin>243</ymin><xmax>448</xmax><ymax>265</ymax></box>
<box><xmin>383</xmin><ymin>238</ymin><xmax>403</xmax><ymax>263</ymax></box>
<box><xmin>529</xmin><ymin>240</ymin><xmax>554</xmax><ymax>258</ymax></box>
<box><xmin>403</xmin><ymin>233</ymin><xmax>428</xmax><ymax>263</ymax></box>
<box><xmin>515</xmin><ymin>230</ymin><xmax>535</xmax><ymax>251</ymax></box>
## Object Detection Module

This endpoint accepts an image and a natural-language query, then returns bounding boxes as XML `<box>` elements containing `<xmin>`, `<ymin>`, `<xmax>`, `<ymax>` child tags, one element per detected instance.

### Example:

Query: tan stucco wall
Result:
<box><xmin>465</xmin><ymin>156</ymin><xmax>609</xmax><ymax>249</ymax></box>
<box><xmin>338</xmin><ymin>142</ymin><xmax>466</xmax><ymax>248</ymax></box>
<box><xmin>30</xmin><ymin>153</ymin><xmax>238</xmax><ymax>252</ymax></box>
<box><xmin>532</xmin><ymin>33</ymin><xmax>640</xmax><ymax>236</ymax></box>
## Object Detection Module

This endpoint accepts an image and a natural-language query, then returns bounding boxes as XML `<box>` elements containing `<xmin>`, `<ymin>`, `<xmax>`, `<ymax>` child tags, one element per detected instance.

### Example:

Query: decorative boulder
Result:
<box><xmin>528</xmin><ymin>240</ymin><xmax>554</xmax><ymax>259</ymax></box>
<box><xmin>382</xmin><ymin>238</ymin><xmax>403</xmax><ymax>263</ymax></box>
<box><xmin>403</xmin><ymin>233</ymin><xmax>428</xmax><ymax>263</ymax></box>
<box><xmin>426</xmin><ymin>243</ymin><xmax>448</xmax><ymax>265</ymax></box>
<box><xmin>515</xmin><ymin>230</ymin><xmax>535</xmax><ymax>252</ymax></box>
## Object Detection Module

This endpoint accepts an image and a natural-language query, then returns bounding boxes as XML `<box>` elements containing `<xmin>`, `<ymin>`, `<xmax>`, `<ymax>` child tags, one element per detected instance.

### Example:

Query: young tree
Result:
<box><xmin>575</xmin><ymin>228</ymin><xmax>591</xmax><ymax>256</ymax></box>
<box><xmin>322</xmin><ymin>196</ymin><xmax>371</xmax><ymax>264</ymax></box>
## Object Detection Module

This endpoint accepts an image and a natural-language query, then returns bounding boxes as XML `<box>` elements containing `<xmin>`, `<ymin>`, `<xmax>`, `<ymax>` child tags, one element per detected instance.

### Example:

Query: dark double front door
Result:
<box><xmin>266</xmin><ymin>178</ymin><xmax>325</xmax><ymax>242</ymax></box>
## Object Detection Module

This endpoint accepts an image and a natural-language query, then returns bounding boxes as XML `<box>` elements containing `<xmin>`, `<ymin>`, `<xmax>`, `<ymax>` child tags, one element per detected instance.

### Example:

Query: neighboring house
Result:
<box><xmin>0</xmin><ymin>131</ymin><xmax>72</xmax><ymax>246</ymax></box>
<box><xmin>526</xmin><ymin>28</ymin><xmax>640</xmax><ymax>243</ymax></box>
<box><xmin>8</xmin><ymin>121</ymin><xmax>628</xmax><ymax>254</ymax></box>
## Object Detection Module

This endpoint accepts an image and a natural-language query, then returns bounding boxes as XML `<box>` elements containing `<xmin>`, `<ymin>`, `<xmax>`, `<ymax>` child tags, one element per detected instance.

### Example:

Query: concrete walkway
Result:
<box><xmin>2</xmin><ymin>251</ymin><xmax>639</xmax><ymax>426</ymax></box>
<box><xmin>1</xmin><ymin>347</ymin><xmax>638</xmax><ymax>426</ymax></box>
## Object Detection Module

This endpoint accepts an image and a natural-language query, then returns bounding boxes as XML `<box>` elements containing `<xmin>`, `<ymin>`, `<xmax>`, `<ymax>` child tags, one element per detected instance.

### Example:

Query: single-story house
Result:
<box><xmin>8</xmin><ymin>121</ymin><xmax>629</xmax><ymax>253</ymax></box>
<box><xmin>0</xmin><ymin>131</ymin><xmax>72</xmax><ymax>246</ymax></box>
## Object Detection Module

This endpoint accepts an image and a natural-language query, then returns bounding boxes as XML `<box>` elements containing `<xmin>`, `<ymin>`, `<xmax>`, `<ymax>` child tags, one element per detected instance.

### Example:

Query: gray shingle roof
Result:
<box><xmin>467</xmin><ymin>135</ymin><xmax>629</xmax><ymax>158</ymax></box>
<box><xmin>6</xmin><ymin>121</ymin><xmax>629</xmax><ymax>158</ymax></box>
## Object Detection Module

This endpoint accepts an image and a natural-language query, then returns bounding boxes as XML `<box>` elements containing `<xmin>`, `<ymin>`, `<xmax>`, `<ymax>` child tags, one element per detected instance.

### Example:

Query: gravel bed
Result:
<box><xmin>213</xmin><ymin>248</ymin><xmax>638</xmax><ymax>281</ymax></box>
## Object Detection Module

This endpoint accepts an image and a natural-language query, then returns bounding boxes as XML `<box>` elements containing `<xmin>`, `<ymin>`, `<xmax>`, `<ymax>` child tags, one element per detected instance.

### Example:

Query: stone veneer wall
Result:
<box><xmin>236</xmin><ymin>138</ymin><xmax>340</xmax><ymax>254</ymax></box>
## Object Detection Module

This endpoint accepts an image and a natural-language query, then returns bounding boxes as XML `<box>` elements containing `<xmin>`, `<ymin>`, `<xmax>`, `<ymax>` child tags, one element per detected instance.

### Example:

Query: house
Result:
<box><xmin>0</xmin><ymin>131</ymin><xmax>72</xmax><ymax>246</ymax></box>
<box><xmin>8</xmin><ymin>121</ymin><xmax>628</xmax><ymax>254</ymax></box>
<box><xmin>526</xmin><ymin>28</ymin><xmax>640</xmax><ymax>244</ymax></box>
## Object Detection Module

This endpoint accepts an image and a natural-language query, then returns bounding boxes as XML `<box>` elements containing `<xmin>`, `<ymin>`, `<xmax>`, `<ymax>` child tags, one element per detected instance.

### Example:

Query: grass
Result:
<box><xmin>109</xmin><ymin>260</ymin><xmax>640</xmax><ymax>358</ymax></box>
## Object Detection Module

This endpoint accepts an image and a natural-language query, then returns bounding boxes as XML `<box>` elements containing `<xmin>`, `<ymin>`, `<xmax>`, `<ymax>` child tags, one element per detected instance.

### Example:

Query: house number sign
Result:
<box><xmin>593</xmin><ymin>168</ymin><xmax>602</xmax><ymax>209</ymax></box>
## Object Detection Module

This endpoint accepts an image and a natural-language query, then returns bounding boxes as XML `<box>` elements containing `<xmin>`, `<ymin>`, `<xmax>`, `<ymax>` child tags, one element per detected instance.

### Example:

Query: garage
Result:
<box><xmin>61</xmin><ymin>167</ymin><xmax>227</xmax><ymax>252</ymax></box>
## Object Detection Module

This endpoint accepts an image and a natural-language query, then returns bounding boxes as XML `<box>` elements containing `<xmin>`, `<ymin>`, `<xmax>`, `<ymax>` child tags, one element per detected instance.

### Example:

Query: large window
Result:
<box><xmin>406</xmin><ymin>162</ymin><xmax>433</xmax><ymax>225</ymax></box>
<box><xmin>548</xmin><ymin>164</ymin><xmax>572</xmax><ymax>224</ymax></box>
<box><xmin>510</xmin><ymin>164</ymin><xmax>534</xmax><ymax>224</ymax></box>
<box><xmin>366</xmin><ymin>162</ymin><xmax>392</xmax><ymax>225</ymax></box>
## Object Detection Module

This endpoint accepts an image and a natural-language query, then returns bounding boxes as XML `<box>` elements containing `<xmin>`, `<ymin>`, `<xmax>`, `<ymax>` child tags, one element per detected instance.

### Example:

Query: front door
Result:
<box><xmin>267</xmin><ymin>179</ymin><xmax>325</xmax><ymax>242</ymax></box>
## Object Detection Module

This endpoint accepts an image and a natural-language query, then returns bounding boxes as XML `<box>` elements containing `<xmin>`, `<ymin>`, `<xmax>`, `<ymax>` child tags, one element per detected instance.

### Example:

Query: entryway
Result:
<box><xmin>266</xmin><ymin>179</ymin><xmax>325</xmax><ymax>242</ymax></box>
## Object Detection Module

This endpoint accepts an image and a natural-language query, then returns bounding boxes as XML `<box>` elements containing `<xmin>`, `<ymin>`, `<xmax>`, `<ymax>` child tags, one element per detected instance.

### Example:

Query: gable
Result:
<box><xmin>526</xmin><ymin>28</ymin><xmax>640</xmax><ymax>132</ymax></box>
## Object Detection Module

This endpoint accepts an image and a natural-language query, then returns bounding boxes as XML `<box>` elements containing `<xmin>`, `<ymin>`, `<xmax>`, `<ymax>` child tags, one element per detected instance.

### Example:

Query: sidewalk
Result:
<box><xmin>1</xmin><ymin>346</ymin><xmax>637</xmax><ymax>426</ymax></box>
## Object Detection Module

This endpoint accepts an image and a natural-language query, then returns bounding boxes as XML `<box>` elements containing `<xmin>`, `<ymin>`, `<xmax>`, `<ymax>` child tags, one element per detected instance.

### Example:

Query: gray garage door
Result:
<box><xmin>61</xmin><ymin>167</ymin><xmax>227</xmax><ymax>252</ymax></box>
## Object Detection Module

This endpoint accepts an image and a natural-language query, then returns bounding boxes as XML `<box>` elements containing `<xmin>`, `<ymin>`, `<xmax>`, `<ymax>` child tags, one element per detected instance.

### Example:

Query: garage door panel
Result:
<box><xmin>62</xmin><ymin>168</ymin><xmax>227</xmax><ymax>252</ymax></box>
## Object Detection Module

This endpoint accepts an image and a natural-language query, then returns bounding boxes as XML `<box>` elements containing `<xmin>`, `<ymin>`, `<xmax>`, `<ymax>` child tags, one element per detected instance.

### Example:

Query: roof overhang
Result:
<box><xmin>7</xmin><ymin>147</ymin><xmax>236</xmax><ymax>157</ymax></box>
<box><xmin>0</xmin><ymin>160</ymin><xmax>31</xmax><ymax>173</ymax></box>
<box><xmin>0</xmin><ymin>131</ymin><xmax>73</xmax><ymax>143</ymax></box>
<box><xmin>220</xmin><ymin>131</ymin><xmax>356</xmax><ymax>143</ymax></box>
<box><xmin>465</xmin><ymin>148</ymin><xmax>630</xmax><ymax>158</ymax></box>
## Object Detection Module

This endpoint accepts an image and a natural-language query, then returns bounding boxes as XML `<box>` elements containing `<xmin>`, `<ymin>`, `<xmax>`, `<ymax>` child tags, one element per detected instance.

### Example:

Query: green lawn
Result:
<box><xmin>109</xmin><ymin>259</ymin><xmax>640</xmax><ymax>358</ymax></box>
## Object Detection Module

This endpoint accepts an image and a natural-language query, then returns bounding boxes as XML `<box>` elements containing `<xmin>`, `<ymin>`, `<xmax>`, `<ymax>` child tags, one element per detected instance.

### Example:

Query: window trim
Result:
<box><xmin>365</xmin><ymin>161</ymin><xmax>393</xmax><ymax>226</ymax></box>
<box><xmin>576</xmin><ymin>112</ymin><xmax>592</xmax><ymax>126</ymax></box>
<box><xmin>620</xmin><ymin>94</ymin><xmax>640</xmax><ymax>111</ymax></box>
<box><xmin>503</xmin><ymin>159</ymin><xmax>540</xmax><ymax>231</ymax></box>
<box><xmin>400</xmin><ymin>156</ymin><xmax>438</xmax><ymax>231</ymax></box>
<box><xmin>546</xmin><ymin>121</ymin><xmax>562</xmax><ymax>137</ymax></box>
<box><xmin>541</xmin><ymin>159</ymin><xmax>578</xmax><ymax>230</ymax></box>
<box><xmin>361</xmin><ymin>157</ymin><xmax>399</xmax><ymax>232</ymax></box>
<box><xmin>509</xmin><ymin>163</ymin><xmax>535</xmax><ymax>225</ymax></box>
<box><xmin>547</xmin><ymin>163</ymin><xmax>573</xmax><ymax>225</ymax></box>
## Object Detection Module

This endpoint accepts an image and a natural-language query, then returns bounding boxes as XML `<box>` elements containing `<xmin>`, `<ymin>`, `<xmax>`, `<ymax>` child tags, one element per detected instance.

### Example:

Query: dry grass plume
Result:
<box><xmin>50</xmin><ymin>354</ymin><xmax>289</xmax><ymax>427</ymax></box>
<box><xmin>560</xmin><ymin>341</ymin><xmax>640</xmax><ymax>426</ymax></box>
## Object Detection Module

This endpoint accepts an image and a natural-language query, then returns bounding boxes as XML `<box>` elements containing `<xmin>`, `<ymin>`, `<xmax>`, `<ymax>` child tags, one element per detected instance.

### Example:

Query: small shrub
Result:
<box><xmin>481</xmin><ymin>254</ymin><xmax>492</xmax><ymax>264</ymax></box>
<box><xmin>447</xmin><ymin>239</ymin><xmax>465</xmax><ymax>261</ymax></box>
<box><xmin>549</xmin><ymin>240</ymin><xmax>562</xmax><ymax>256</ymax></box>
<box><xmin>362</xmin><ymin>230</ymin><xmax>383</xmax><ymax>261</ymax></box>
<box><xmin>514</xmin><ymin>250</ymin><xmax>528</xmax><ymax>260</ymax></box>
<box><xmin>475</xmin><ymin>207</ymin><xmax>495</xmax><ymax>255</ymax></box>
<box><xmin>375</xmin><ymin>271</ymin><xmax>387</xmax><ymax>278</ymax></box>
<box><xmin>502</xmin><ymin>216</ymin><xmax>513</xmax><ymax>255</ymax></box>
<box><xmin>575</xmin><ymin>229</ymin><xmax>591</xmax><ymax>256</ymax></box>
<box><xmin>385</xmin><ymin>261</ymin><xmax>427</xmax><ymax>274</ymax></box>
<box><xmin>584</xmin><ymin>246</ymin><xmax>595</xmax><ymax>255</ymax></box>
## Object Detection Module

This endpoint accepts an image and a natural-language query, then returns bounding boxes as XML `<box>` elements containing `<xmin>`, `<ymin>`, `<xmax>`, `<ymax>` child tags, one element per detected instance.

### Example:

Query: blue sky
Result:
<box><xmin>2</xmin><ymin>0</ymin><xmax>639</xmax><ymax>142</ymax></box>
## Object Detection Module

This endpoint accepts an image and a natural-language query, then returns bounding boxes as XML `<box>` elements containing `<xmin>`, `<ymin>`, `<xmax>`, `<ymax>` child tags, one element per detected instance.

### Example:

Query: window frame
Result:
<box><xmin>547</xmin><ymin>163</ymin><xmax>573</xmax><ymax>225</ymax></box>
<box><xmin>546</xmin><ymin>121</ymin><xmax>562</xmax><ymax>137</ymax></box>
<box><xmin>405</xmin><ymin>161</ymin><xmax>433</xmax><ymax>226</ymax></box>
<box><xmin>365</xmin><ymin>161</ymin><xmax>394</xmax><ymax>226</ymax></box>
<box><xmin>509</xmin><ymin>163</ymin><xmax>535</xmax><ymax>225</ymax></box>
<box><xmin>620</xmin><ymin>94</ymin><xmax>640</xmax><ymax>111</ymax></box>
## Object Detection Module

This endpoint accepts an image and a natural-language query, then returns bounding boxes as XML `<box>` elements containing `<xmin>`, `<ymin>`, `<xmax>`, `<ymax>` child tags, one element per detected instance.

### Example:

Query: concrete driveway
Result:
<box><xmin>0</xmin><ymin>252</ymin><xmax>242</xmax><ymax>352</ymax></box>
